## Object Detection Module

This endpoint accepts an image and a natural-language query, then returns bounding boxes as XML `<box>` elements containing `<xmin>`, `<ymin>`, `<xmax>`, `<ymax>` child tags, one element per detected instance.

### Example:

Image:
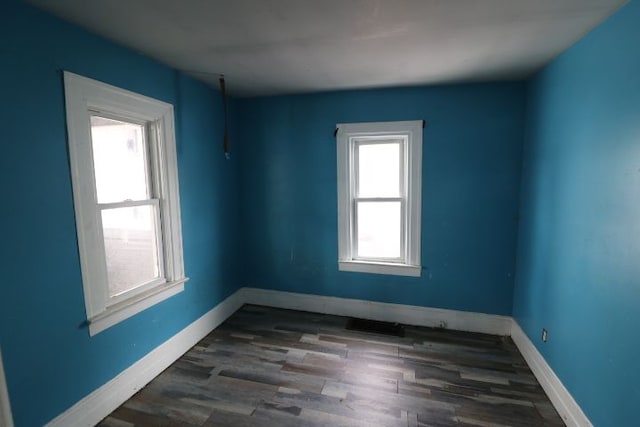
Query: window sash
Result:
<box><xmin>89</xmin><ymin>111</ymin><xmax>155</xmax><ymax>203</ymax></box>
<box><xmin>353</xmin><ymin>138</ymin><xmax>405</xmax><ymax>199</ymax></box>
<box><xmin>352</xmin><ymin>198</ymin><xmax>406</xmax><ymax>263</ymax></box>
<box><xmin>97</xmin><ymin>198</ymin><xmax>167</xmax><ymax>306</ymax></box>
<box><xmin>351</xmin><ymin>137</ymin><xmax>407</xmax><ymax>263</ymax></box>
<box><xmin>90</xmin><ymin>113</ymin><xmax>168</xmax><ymax>306</ymax></box>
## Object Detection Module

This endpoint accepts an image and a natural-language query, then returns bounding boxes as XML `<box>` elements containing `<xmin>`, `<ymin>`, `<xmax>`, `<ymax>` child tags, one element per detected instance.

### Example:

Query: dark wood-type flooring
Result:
<box><xmin>99</xmin><ymin>305</ymin><xmax>564</xmax><ymax>427</ymax></box>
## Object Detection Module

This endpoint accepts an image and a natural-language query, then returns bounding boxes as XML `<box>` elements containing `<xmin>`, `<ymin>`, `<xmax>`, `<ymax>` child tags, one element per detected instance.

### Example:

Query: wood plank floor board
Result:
<box><xmin>321</xmin><ymin>379</ymin><xmax>458</xmax><ymax>416</ymax></box>
<box><xmin>98</xmin><ymin>305</ymin><xmax>564</xmax><ymax>427</ymax></box>
<box><xmin>98</xmin><ymin>417</ymin><xmax>135</xmax><ymax>427</ymax></box>
<box><xmin>217</xmin><ymin>367</ymin><xmax>327</xmax><ymax>394</ymax></box>
<box><xmin>269</xmin><ymin>389</ymin><xmax>407</xmax><ymax>426</ymax></box>
<box><xmin>104</xmin><ymin>406</ymin><xmax>200</xmax><ymax>427</ymax></box>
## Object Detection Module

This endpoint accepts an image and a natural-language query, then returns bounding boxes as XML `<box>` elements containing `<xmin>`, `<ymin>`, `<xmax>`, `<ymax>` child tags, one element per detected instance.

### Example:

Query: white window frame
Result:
<box><xmin>64</xmin><ymin>72</ymin><xmax>187</xmax><ymax>336</ymax></box>
<box><xmin>336</xmin><ymin>120</ymin><xmax>422</xmax><ymax>277</ymax></box>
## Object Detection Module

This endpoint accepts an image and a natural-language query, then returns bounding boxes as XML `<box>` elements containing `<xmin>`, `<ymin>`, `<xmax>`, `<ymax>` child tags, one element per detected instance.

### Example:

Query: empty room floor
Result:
<box><xmin>99</xmin><ymin>305</ymin><xmax>564</xmax><ymax>427</ymax></box>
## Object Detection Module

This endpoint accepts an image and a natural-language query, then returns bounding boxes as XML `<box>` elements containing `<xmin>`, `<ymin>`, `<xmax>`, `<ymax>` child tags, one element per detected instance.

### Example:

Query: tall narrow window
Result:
<box><xmin>64</xmin><ymin>72</ymin><xmax>186</xmax><ymax>335</ymax></box>
<box><xmin>337</xmin><ymin>121</ymin><xmax>422</xmax><ymax>277</ymax></box>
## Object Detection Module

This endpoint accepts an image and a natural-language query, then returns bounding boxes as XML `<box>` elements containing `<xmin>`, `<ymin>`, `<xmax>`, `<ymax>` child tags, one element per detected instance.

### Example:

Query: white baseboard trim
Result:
<box><xmin>46</xmin><ymin>290</ymin><xmax>244</xmax><ymax>427</ymax></box>
<box><xmin>238</xmin><ymin>287</ymin><xmax>512</xmax><ymax>336</ymax></box>
<box><xmin>511</xmin><ymin>320</ymin><xmax>592</xmax><ymax>427</ymax></box>
<box><xmin>0</xmin><ymin>349</ymin><xmax>14</xmax><ymax>427</ymax></box>
<box><xmin>43</xmin><ymin>286</ymin><xmax>589</xmax><ymax>427</ymax></box>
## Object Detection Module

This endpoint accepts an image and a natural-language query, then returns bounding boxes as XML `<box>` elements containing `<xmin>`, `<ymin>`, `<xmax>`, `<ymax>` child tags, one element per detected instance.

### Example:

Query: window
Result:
<box><xmin>336</xmin><ymin>120</ymin><xmax>422</xmax><ymax>277</ymax></box>
<box><xmin>64</xmin><ymin>72</ymin><xmax>187</xmax><ymax>335</ymax></box>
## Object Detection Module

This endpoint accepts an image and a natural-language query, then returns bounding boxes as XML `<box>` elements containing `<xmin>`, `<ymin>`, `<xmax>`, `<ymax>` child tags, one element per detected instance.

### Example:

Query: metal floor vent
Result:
<box><xmin>345</xmin><ymin>317</ymin><xmax>405</xmax><ymax>337</ymax></box>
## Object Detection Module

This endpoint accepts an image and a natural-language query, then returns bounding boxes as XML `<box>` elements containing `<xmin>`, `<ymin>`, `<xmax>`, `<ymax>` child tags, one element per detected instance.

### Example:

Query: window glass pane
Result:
<box><xmin>357</xmin><ymin>141</ymin><xmax>401</xmax><ymax>197</ymax></box>
<box><xmin>356</xmin><ymin>201</ymin><xmax>402</xmax><ymax>259</ymax></box>
<box><xmin>101</xmin><ymin>205</ymin><xmax>161</xmax><ymax>297</ymax></box>
<box><xmin>91</xmin><ymin>116</ymin><xmax>149</xmax><ymax>203</ymax></box>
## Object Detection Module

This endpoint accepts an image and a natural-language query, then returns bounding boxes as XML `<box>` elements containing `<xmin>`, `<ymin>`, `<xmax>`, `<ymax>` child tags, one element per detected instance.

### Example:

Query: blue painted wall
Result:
<box><xmin>0</xmin><ymin>2</ymin><xmax>240</xmax><ymax>426</ymax></box>
<box><xmin>236</xmin><ymin>84</ymin><xmax>526</xmax><ymax>316</ymax></box>
<box><xmin>513</xmin><ymin>2</ymin><xmax>640</xmax><ymax>425</ymax></box>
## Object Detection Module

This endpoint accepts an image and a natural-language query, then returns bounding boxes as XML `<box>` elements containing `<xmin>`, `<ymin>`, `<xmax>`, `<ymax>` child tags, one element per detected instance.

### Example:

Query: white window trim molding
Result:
<box><xmin>336</xmin><ymin>120</ymin><xmax>422</xmax><ymax>277</ymax></box>
<box><xmin>64</xmin><ymin>72</ymin><xmax>187</xmax><ymax>336</ymax></box>
<box><xmin>0</xmin><ymin>348</ymin><xmax>13</xmax><ymax>427</ymax></box>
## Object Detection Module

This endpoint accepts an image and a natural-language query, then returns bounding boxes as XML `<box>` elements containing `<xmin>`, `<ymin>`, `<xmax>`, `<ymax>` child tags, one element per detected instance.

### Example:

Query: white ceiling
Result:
<box><xmin>28</xmin><ymin>0</ymin><xmax>626</xmax><ymax>97</ymax></box>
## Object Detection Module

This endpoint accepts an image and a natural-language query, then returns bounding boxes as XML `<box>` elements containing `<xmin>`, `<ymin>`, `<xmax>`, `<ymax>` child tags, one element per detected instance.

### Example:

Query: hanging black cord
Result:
<box><xmin>219</xmin><ymin>75</ymin><xmax>230</xmax><ymax>159</ymax></box>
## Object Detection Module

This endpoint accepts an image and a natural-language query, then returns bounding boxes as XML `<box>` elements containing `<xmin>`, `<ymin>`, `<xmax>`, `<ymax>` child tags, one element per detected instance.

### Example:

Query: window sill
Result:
<box><xmin>338</xmin><ymin>261</ymin><xmax>421</xmax><ymax>277</ymax></box>
<box><xmin>88</xmin><ymin>278</ymin><xmax>188</xmax><ymax>336</ymax></box>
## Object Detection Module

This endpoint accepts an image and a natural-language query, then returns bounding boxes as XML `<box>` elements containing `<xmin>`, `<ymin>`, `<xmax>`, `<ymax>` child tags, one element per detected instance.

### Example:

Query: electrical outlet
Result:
<box><xmin>541</xmin><ymin>328</ymin><xmax>548</xmax><ymax>342</ymax></box>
